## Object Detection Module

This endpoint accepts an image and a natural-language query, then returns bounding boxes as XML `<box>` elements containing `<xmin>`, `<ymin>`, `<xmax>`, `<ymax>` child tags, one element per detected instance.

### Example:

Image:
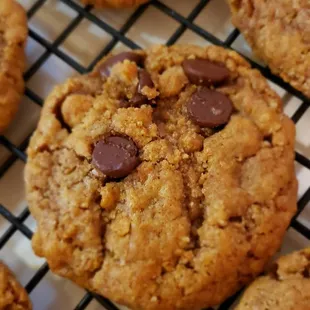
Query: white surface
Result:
<box><xmin>0</xmin><ymin>0</ymin><xmax>309</xmax><ymax>309</ymax></box>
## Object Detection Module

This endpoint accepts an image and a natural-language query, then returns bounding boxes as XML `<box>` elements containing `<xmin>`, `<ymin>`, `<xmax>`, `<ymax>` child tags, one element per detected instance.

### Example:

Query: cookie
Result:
<box><xmin>80</xmin><ymin>0</ymin><xmax>148</xmax><ymax>8</ymax></box>
<box><xmin>0</xmin><ymin>0</ymin><xmax>27</xmax><ymax>133</ymax></box>
<box><xmin>228</xmin><ymin>0</ymin><xmax>310</xmax><ymax>98</ymax></box>
<box><xmin>25</xmin><ymin>44</ymin><xmax>297</xmax><ymax>310</ymax></box>
<box><xmin>0</xmin><ymin>262</ymin><xmax>32</xmax><ymax>310</ymax></box>
<box><xmin>236</xmin><ymin>248</ymin><xmax>310</xmax><ymax>310</ymax></box>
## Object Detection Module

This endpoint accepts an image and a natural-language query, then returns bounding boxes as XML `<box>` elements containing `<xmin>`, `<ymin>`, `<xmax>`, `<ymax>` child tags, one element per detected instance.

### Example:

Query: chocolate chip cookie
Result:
<box><xmin>0</xmin><ymin>262</ymin><xmax>32</xmax><ymax>310</ymax></box>
<box><xmin>80</xmin><ymin>0</ymin><xmax>148</xmax><ymax>8</ymax></box>
<box><xmin>236</xmin><ymin>248</ymin><xmax>310</xmax><ymax>310</ymax></box>
<box><xmin>228</xmin><ymin>0</ymin><xmax>310</xmax><ymax>98</ymax></box>
<box><xmin>0</xmin><ymin>0</ymin><xmax>27</xmax><ymax>133</ymax></box>
<box><xmin>25</xmin><ymin>44</ymin><xmax>297</xmax><ymax>310</ymax></box>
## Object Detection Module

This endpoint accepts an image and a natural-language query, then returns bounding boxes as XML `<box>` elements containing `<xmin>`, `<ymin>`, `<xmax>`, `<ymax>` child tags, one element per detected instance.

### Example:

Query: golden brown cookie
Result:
<box><xmin>236</xmin><ymin>248</ymin><xmax>310</xmax><ymax>310</ymax></box>
<box><xmin>81</xmin><ymin>0</ymin><xmax>148</xmax><ymax>8</ymax></box>
<box><xmin>0</xmin><ymin>0</ymin><xmax>27</xmax><ymax>133</ymax></box>
<box><xmin>228</xmin><ymin>0</ymin><xmax>310</xmax><ymax>98</ymax></box>
<box><xmin>0</xmin><ymin>262</ymin><xmax>32</xmax><ymax>310</ymax></box>
<box><xmin>25</xmin><ymin>44</ymin><xmax>297</xmax><ymax>310</ymax></box>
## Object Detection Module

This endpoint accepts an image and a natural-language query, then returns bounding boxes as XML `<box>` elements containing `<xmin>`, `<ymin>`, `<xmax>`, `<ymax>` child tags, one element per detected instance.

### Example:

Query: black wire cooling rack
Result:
<box><xmin>0</xmin><ymin>0</ymin><xmax>310</xmax><ymax>309</ymax></box>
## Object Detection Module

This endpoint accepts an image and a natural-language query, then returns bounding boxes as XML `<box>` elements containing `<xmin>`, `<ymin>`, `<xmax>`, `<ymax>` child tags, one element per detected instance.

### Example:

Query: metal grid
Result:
<box><xmin>0</xmin><ymin>0</ymin><xmax>309</xmax><ymax>309</ymax></box>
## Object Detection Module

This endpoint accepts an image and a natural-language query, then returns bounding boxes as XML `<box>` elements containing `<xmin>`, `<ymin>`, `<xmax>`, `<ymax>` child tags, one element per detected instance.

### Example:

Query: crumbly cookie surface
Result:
<box><xmin>80</xmin><ymin>0</ymin><xmax>148</xmax><ymax>8</ymax></box>
<box><xmin>228</xmin><ymin>0</ymin><xmax>310</xmax><ymax>98</ymax></box>
<box><xmin>0</xmin><ymin>0</ymin><xmax>27</xmax><ymax>133</ymax></box>
<box><xmin>0</xmin><ymin>262</ymin><xmax>32</xmax><ymax>310</ymax></box>
<box><xmin>25</xmin><ymin>44</ymin><xmax>297</xmax><ymax>310</ymax></box>
<box><xmin>236</xmin><ymin>248</ymin><xmax>310</xmax><ymax>310</ymax></box>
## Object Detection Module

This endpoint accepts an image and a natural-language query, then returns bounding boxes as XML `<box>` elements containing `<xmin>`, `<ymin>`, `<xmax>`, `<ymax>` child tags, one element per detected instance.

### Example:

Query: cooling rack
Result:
<box><xmin>0</xmin><ymin>0</ymin><xmax>309</xmax><ymax>309</ymax></box>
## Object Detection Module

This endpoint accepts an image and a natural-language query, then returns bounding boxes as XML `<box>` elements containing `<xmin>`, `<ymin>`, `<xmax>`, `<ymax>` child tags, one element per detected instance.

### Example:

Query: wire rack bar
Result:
<box><xmin>74</xmin><ymin>293</ymin><xmax>94</xmax><ymax>310</ymax></box>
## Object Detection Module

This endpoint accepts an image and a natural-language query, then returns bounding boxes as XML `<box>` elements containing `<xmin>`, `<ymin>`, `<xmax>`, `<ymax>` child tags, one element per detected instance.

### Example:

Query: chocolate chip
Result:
<box><xmin>138</xmin><ymin>69</ymin><xmax>154</xmax><ymax>90</ymax></box>
<box><xmin>130</xmin><ymin>93</ymin><xmax>147</xmax><ymax>106</ymax></box>
<box><xmin>182</xmin><ymin>59</ymin><xmax>230</xmax><ymax>86</ymax></box>
<box><xmin>92</xmin><ymin>135</ymin><xmax>140</xmax><ymax>179</ymax></box>
<box><xmin>54</xmin><ymin>102</ymin><xmax>71</xmax><ymax>132</ymax></box>
<box><xmin>119</xmin><ymin>99</ymin><xmax>130</xmax><ymax>108</ymax></box>
<box><xmin>130</xmin><ymin>69</ymin><xmax>155</xmax><ymax>106</ymax></box>
<box><xmin>187</xmin><ymin>87</ymin><xmax>233</xmax><ymax>128</ymax></box>
<box><xmin>99</xmin><ymin>52</ymin><xmax>144</xmax><ymax>78</ymax></box>
<box><xmin>302</xmin><ymin>267</ymin><xmax>310</xmax><ymax>278</ymax></box>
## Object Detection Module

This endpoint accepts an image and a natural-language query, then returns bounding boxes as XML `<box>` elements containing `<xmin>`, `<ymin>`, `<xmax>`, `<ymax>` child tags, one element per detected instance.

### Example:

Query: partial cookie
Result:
<box><xmin>228</xmin><ymin>0</ymin><xmax>310</xmax><ymax>98</ymax></box>
<box><xmin>25</xmin><ymin>45</ymin><xmax>297</xmax><ymax>310</ymax></box>
<box><xmin>0</xmin><ymin>262</ymin><xmax>32</xmax><ymax>310</ymax></box>
<box><xmin>236</xmin><ymin>248</ymin><xmax>310</xmax><ymax>310</ymax></box>
<box><xmin>0</xmin><ymin>0</ymin><xmax>27</xmax><ymax>133</ymax></box>
<box><xmin>80</xmin><ymin>0</ymin><xmax>148</xmax><ymax>8</ymax></box>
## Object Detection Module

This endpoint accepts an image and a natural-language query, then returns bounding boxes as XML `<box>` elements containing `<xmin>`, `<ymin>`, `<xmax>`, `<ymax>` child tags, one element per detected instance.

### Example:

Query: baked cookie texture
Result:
<box><xmin>0</xmin><ymin>262</ymin><xmax>32</xmax><ymax>310</ymax></box>
<box><xmin>0</xmin><ymin>0</ymin><xmax>27</xmax><ymax>133</ymax></box>
<box><xmin>236</xmin><ymin>248</ymin><xmax>310</xmax><ymax>310</ymax></box>
<box><xmin>228</xmin><ymin>0</ymin><xmax>310</xmax><ymax>98</ymax></box>
<box><xmin>25</xmin><ymin>44</ymin><xmax>297</xmax><ymax>310</ymax></box>
<box><xmin>80</xmin><ymin>0</ymin><xmax>148</xmax><ymax>8</ymax></box>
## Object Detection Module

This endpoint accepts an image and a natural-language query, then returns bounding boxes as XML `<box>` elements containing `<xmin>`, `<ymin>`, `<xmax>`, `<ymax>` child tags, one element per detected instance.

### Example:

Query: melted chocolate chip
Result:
<box><xmin>138</xmin><ymin>69</ymin><xmax>154</xmax><ymax>90</ymax></box>
<box><xmin>182</xmin><ymin>59</ymin><xmax>230</xmax><ymax>86</ymax></box>
<box><xmin>302</xmin><ymin>267</ymin><xmax>310</xmax><ymax>278</ymax></box>
<box><xmin>130</xmin><ymin>92</ymin><xmax>147</xmax><ymax>106</ymax></box>
<box><xmin>187</xmin><ymin>87</ymin><xmax>233</xmax><ymax>128</ymax></box>
<box><xmin>54</xmin><ymin>102</ymin><xmax>71</xmax><ymax>133</ymax></box>
<box><xmin>119</xmin><ymin>99</ymin><xmax>130</xmax><ymax>108</ymax></box>
<box><xmin>130</xmin><ymin>69</ymin><xmax>155</xmax><ymax>106</ymax></box>
<box><xmin>92</xmin><ymin>135</ymin><xmax>140</xmax><ymax>179</ymax></box>
<box><xmin>99</xmin><ymin>52</ymin><xmax>144</xmax><ymax>78</ymax></box>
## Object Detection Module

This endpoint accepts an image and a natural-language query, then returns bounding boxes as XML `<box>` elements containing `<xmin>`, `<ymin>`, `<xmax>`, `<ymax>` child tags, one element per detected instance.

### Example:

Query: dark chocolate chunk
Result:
<box><xmin>119</xmin><ymin>99</ymin><xmax>130</xmax><ymax>108</ymax></box>
<box><xmin>130</xmin><ymin>69</ymin><xmax>155</xmax><ymax>106</ymax></box>
<box><xmin>92</xmin><ymin>135</ymin><xmax>140</xmax><ymax>178</ymax></box>
<box><xmin>303</xmin><ymin>266</ymin><xmax>310</xmax><ymax>278</ymax></box>
<box><xmin>187</xmin><ymin>87</ymin><xmax>233</xmax><ymax>128</ymax></box>
<box><xmin>182</xmin><ymin>59</ymin><xmax>230</xmax><ymax>86</ymax></box>
<box><xmin>130</xmin><ymin>92</ymin><xmax>147</xmax><ymax>106</ymax></box>
<box><xmin>99</xmin><ymin>52</ymin><xmax>144</xmax><ymax>78</ymax></box>
<box><xmin>138</xmin><ymin>69</ymin><xmax>154</xmax><ymax>91</ymax></box>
